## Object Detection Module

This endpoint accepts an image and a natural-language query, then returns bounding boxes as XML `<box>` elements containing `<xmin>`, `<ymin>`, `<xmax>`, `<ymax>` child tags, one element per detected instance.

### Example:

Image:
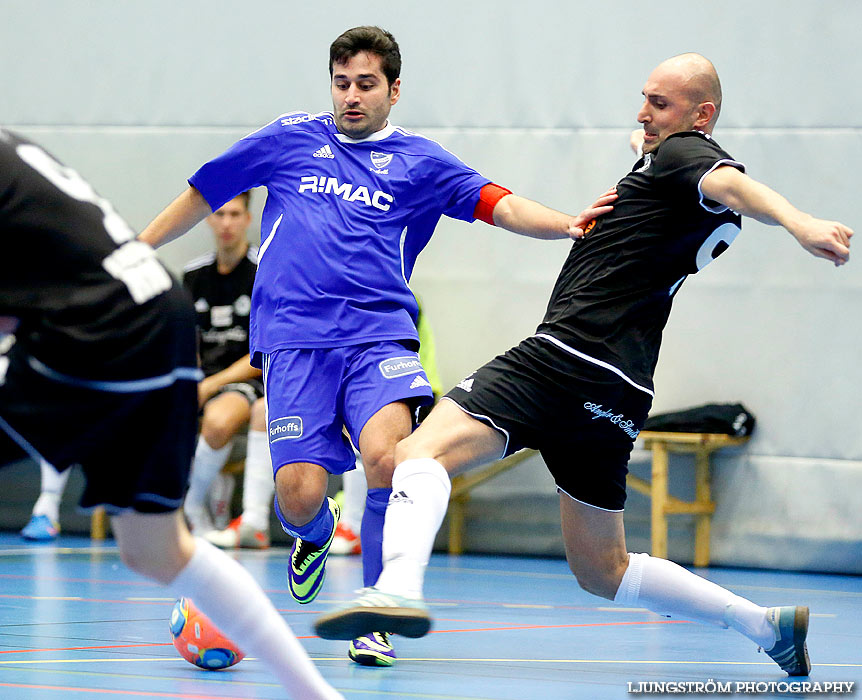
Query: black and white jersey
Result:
<box><xmin>537</xmin><ymin>131</ymin><xmax>744</xmax><ymax>394</ymax></box>
<box><xmin>0</xmin><ymin>129</ymin><xmax>197</xmax><ymax>381</ymax></box>
<box><xmin>182</xmin><ymin>248</ymin><xmax>258</xmax><ymax>378</ymax></box>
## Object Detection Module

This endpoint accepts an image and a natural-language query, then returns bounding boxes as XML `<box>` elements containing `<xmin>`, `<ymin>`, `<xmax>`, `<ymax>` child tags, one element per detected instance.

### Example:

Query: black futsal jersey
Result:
<box><xmin>182</xmin><ymin>248</ymin><xmax>257</xmax><ymax>378</ymax></box>
<box><xmin>537</xmin><ymin>131</ymin><xmax>744</xmax><ymax>393</ymax></box>
<box><xmin>0</xmin><ymin>129</ymin><xmax>198</xmax><ymax>381</ymax></box>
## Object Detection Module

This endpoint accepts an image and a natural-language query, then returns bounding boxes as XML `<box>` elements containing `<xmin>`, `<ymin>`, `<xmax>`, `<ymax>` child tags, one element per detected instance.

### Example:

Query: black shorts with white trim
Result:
<box><xmin>444</xmin><ymin>335</ymin><xmax>652</xmax><ymax>511</ymax></box>
<box><xmin>0</xmin><ymin>342</ymin><xmax>199</xmax><ymax>515</ymax></box>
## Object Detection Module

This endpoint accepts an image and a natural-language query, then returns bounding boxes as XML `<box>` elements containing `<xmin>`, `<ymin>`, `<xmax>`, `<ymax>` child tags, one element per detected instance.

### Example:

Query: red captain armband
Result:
<box><xmin>473</xmin><ymin>183</ymin><xmax>513</xmax><ymax>225</ymax></box>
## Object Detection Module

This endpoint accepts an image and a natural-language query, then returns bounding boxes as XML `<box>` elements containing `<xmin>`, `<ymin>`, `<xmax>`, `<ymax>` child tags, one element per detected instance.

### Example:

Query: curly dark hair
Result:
<box><xmin>329</xmin><ymin>26</ymin><xmax>401</xmax><ymax>87</ymax></box>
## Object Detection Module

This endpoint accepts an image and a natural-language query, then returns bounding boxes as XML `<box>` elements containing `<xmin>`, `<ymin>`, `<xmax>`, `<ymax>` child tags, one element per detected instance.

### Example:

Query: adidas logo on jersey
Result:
<box><xmin>456</xmin><ymin>377</ymin><xmax>474</xmax><ymax>393</ymax></box>
<box><xmin>312</xmin><ymin>144</ymin><xmax>335</xmax><ymax>159</ymax></box>
<box><xmin>409</xmin><ymin>375</ymin><xmax>431</xmax><ymax>390</ymax></box>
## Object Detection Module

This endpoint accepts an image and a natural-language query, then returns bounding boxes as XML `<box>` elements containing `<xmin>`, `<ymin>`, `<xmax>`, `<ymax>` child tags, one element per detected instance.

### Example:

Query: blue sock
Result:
<box><xmin>361</xmin><ymin>488</ymin><xmax>391</xmax><ymax>587</ymax></box>
<box><xmin>275</xmin><ymin>496</ymin><xmax>333</xmax><ymax>546</ymax></box>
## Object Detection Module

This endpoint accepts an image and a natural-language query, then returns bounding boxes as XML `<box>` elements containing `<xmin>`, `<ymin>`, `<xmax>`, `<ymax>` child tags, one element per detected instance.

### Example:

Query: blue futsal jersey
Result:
<box><xmin>189</xmin><ymin>111</ymin><xmax>491</xmax><ymax>366</ymax></box>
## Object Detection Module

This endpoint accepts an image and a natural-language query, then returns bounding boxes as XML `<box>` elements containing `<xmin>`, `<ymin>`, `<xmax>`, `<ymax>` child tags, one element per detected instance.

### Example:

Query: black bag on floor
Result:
<box><xmin>642</xmin><ymin>403</ymin><xmax>755</xmax><ymax>437</ymax></box>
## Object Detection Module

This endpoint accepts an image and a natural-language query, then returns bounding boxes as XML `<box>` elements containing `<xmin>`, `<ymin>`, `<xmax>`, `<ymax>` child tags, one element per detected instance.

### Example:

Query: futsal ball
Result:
<box><xmin>169</xmin><ymin>597</ymin><xmax>245</xmax><ymax>670</ymax></box>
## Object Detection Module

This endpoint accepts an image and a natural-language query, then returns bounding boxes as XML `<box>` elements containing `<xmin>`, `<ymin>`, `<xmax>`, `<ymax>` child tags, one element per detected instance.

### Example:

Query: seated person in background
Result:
<box><xmin>181</xmin><ymin>192</ymin><xmax>273</xmax><ymax>548</ymax></box>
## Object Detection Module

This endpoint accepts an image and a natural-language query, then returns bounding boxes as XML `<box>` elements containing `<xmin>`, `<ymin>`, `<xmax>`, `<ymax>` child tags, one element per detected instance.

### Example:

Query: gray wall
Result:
<box><xmin>3</xmin><ymin>1</ymin><xmax>861</xmax><ymax>567</ymax></box>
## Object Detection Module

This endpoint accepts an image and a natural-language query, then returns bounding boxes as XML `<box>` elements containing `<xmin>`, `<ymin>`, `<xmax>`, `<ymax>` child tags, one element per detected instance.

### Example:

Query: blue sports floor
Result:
<box><xmin>0</xmin><ymin>533</ymin><xmax>859</xmax><ymax>699</ymax></box>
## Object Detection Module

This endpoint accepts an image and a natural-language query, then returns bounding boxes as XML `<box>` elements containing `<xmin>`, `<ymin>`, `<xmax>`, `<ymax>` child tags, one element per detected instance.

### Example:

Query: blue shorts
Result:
<box><xmin>261</xmin><ymin>341</ymin><xmax>434</xmax><ymax>475</ymax></box>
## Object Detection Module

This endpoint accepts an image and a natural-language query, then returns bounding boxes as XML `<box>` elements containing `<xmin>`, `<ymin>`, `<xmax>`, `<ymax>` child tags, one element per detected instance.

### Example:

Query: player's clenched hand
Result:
<box><xmin>792</xmin><ymin>215</ymin><xmax>853</xmax><ymax>266</ymax></box>
<box><xmin>568</xmin><ymin>188</ymin><xmax>617</xmax><ymax>239</ymax></box>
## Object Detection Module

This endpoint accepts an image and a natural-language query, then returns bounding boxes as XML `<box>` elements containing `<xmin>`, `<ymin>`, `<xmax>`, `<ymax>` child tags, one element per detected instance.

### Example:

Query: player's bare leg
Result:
<box><xmin>342</xmin><ymin>401</ymin><xmax>413</xmax><ymax>665</ymax></box>
<box><xmin>560</xmin><ymin>492</ymin><xmax>810</xmax><ymax>675</ymax></box>
<box><xmin>184</xmin><ymin>391</ymin><xmax>251</xmax><ymax>533</ymax></box>
<box><xmin>112</xmin><ymin>510</ymin><xmax>343</xmax><ymax>699</ymax></box>
<box><xmin>275</xmin><ymin>462</ymin><xmax>340</xmax><ymax>604</ymax></box>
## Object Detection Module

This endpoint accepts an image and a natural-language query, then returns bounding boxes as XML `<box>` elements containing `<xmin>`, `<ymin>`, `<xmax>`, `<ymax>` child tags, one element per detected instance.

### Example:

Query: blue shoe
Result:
<box><xmin>315</xmin><ymin>587</ymin><xmax>431</xmax><ymax>640</ymax></box>
<box><xmin>21</xmin><ymin>514</ymin><xmax>60</xmax><ymax>541</ymax></box>
<box><xmin>287</xmin><ymin>498</ymin><xmax>340</xmax><ymax>604</ymax></box>
<box><xmin>348</xmin><ymin>632</ymin><xmax>397</xmax><ymax>667</ymax></box>
<box><xmin>764</xmin><ymin>606</ymin><xmax>811</xmax><ymax>676</ymax></box>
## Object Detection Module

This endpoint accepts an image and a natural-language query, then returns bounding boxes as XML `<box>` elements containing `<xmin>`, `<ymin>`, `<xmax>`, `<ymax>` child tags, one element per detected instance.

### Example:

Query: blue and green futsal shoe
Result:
<box><xmin>348</xmin><ymin>632</ymin><xmax>397</xmax><ymax>667</ymax></box>
<box><xmin>287</xmin><ymin>497</ymin><xmax>340</xmax><ymax>604</ymax></box>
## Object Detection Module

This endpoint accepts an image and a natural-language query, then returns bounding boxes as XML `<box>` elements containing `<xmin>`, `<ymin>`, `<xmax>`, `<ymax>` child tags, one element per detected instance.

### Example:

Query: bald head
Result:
<box><xmin>655</xmin><ymin>53</ymin><xmax>722</xmax><ymax>127</ymax></box>
<box><xmin>638</xmin><ymin>53</ymin><xmax>724</xmax><ymax>153</ymax></box>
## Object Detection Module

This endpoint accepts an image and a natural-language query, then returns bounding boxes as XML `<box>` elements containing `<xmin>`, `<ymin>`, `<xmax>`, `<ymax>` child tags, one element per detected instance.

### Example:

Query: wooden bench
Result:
<box><xmin>628</xmin><ymin>431</ymin><xmax>749</xmax><ymax>567</ymax></box>
<box><xmin>447</xmin><ymin>450</ymin><xmax>538</xmax><ymax>555</ymax></box>
<box><xmin>446</xmin><ymin>431</ymin><xmax>749</xmax><ymax>564</ymax></box>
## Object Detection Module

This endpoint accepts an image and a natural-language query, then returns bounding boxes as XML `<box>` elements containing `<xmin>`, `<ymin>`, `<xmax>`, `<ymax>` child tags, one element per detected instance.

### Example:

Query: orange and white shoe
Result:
<box><xmin>205</xmin><ymin>517</ymin><xmax>270</xmax><ymax>550</ymax></box>
<box><xmin>329</xmin><ymin>522</ymin><xmax>361</xmax><ymax>555</ymax></box>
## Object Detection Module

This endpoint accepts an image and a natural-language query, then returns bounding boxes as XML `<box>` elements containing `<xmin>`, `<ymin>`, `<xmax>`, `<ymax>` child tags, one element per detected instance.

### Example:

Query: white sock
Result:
<box><xmin>614</xmin><ymin>552</ymin><xmax>775</xmax><ymax>648</ymax></box>
<box><xmin>241</xmin><ymin>429</ymin><xmax>274</xmax><ymax>532</ymax></box>
<box><xmin>375</xmin><ymin>458</ymin><xmax>451</xmax><ymax>599</ymax></box>
<box><xmin>170</xmin><ymin>538</ymin><xmax>342</xmax><ymax>700</ymax></box>
<box><xmin>340</xmin><ymin>453</ymin><xmax>367</xmax><ymax>533</ymax></box>
<box><xmin>32</xmin><ymin>460</ymin><xmax>70</xmax><ymax>522</ymax></box>
<box><xmin>185</xmin><ymin>437</ymin><xmax>233</xmax><ymax>531</ymax></box>
<box><xmin>207</xmin><ymin>472</ymin><xmax>235</xmax><ymax>530</ymax></box>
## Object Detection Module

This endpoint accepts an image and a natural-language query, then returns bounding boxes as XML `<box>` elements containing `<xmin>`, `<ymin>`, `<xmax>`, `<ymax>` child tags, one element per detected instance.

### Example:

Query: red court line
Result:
<box><xmin>0</xmin><ymin>642</ymin><xmax>172</xmax><ymax>655</ymax></box>
<box><xmin>0</xmin><ymin>683</ymin><xmax>262</xmax><ymax>700</ymax></box>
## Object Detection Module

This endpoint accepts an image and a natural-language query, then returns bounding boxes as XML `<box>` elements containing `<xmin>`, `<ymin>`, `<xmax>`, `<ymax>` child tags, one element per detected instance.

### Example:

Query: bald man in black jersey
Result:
<box><xmin>0</xmin><ymin>130</ymin><xmax>342</xmax><ymax>699</ymax></box>
<box><xmin>316</xmin><ymin>53</ymin><xmax>852</xmax><ymax>678</ymax></box>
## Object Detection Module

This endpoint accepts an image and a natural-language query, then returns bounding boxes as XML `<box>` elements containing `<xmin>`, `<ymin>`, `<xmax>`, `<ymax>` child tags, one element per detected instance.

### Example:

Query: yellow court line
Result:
<box><xmin>502</xmin><ymin>604</ymin><xmax>552</xmax><ymax>609</ymax></box>
<box><xmin>392</xmin><ymin>659</ymin><xmax>862</xmax><ymax>669</ymax></box>
<box><xmin>3</xmin><ymin>656</ymin><xmax>860</xmax><ymax>669</ymax></box>
<box><xmin>0</xmin><ymin>546</ymin><xmax>116</xmax><ymax>557</ymax></box>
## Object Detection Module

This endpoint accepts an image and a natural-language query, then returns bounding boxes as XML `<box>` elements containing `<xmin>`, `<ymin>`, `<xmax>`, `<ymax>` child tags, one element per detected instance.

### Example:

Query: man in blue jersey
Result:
<box><xmin>140</xmin><ymin>25</ymin><xmax>611</xmax><ymax>666</ymax></box>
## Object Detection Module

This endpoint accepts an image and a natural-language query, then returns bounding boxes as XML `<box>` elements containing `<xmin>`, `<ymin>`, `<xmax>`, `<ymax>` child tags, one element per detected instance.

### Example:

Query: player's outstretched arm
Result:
<box><xmin>701</xmin><ymin>165</ymin><xmax>852</xmax><ymax>266</ymax></box>
<box><xmin>139</xmin><ymin>186</ymin><xmax>212</xmax><ymax>249</ymax></box>
<box><xmin>492</xmin><ymin>189</ymin><xmax>617</xmax><ymax>240</ymax></box>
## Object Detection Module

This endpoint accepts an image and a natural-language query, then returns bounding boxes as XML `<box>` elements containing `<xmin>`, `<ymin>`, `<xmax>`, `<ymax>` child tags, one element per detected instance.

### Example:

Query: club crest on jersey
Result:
<box><xmin>269</xmin><ymin>416</ymin><xmax>303</xmax><ymax>442</ymax></box>
<box><xmin>369</xmin><ymin>151</ymin><xmax>393</xmax><ymax>174</ymax></box>
<box><xmin>635</xmin><ymin>153</ymin><xmax>652</xmax><ymax>173</ymax></box>
<box><xmin>233</xmin><ymin>294</ymin><xmax>251</xmax><ymax>316</ymax></box>
<box><xmin>379</xmin><ymin>356</ymin><xmax>423</xmax><ymax>379</ymax></box>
